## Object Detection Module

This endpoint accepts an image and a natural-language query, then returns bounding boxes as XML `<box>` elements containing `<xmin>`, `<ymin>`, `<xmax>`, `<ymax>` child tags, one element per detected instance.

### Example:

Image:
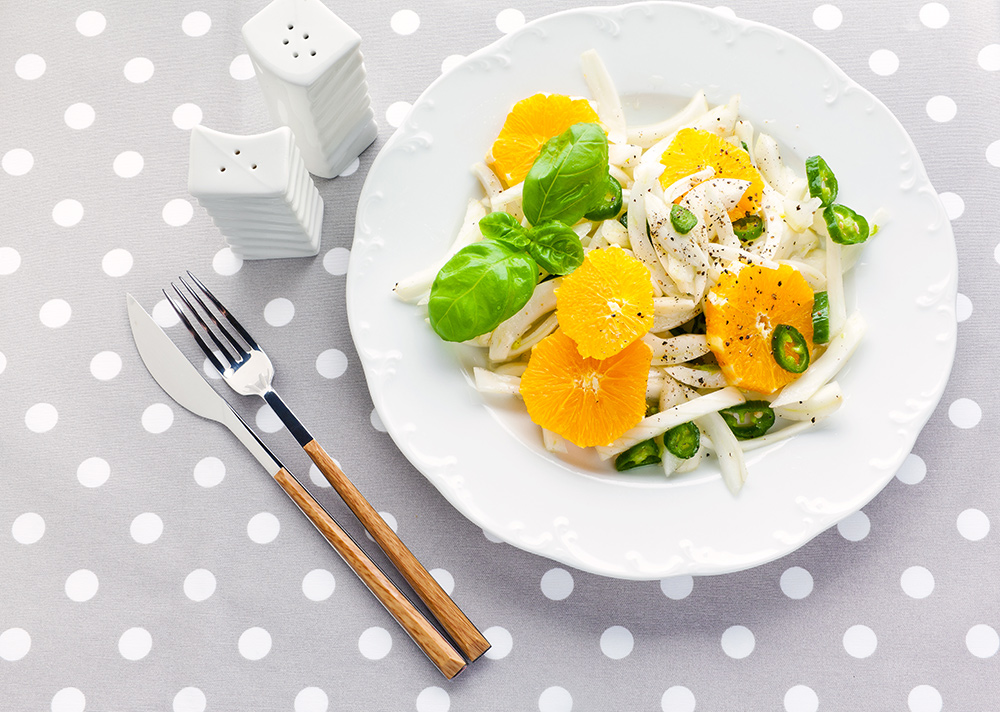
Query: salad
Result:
<box><xmin>394</xmin><ymin>50</ymin><xmax>872</xmax><ymax>495</ymax></box>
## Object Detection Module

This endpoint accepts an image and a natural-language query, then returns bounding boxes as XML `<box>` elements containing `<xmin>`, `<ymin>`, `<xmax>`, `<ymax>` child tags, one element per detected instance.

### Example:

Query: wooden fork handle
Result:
<box><xmin>272</xmin><ymin>467</ymin><xmax>467</xmax><ymax>679</ymax></box>
<box><xmin>304</xmin><ymin>439</ymin><xmax>492</xmax><ymax>662</ymax></box>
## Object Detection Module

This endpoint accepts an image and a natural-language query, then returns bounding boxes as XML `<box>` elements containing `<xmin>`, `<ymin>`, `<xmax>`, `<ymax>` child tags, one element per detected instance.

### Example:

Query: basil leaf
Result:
<box><xmin>522</xmin><ymin>122</ymin><xmax>609</xmax><ymax>226</ymax></box>
<box><xmin>428</xmin><ymin>241</ymin><xmax>538</xmax><ymax>342</ymax></box>
<box><xmin>525</xmin><ymin>221</ymin><xmax>584</xmax><ymax>275</ymax></box>
<box><xmin>479</xmin><ymin>211</ymin><xmax>529</xmax><ymax>249</ymax></box>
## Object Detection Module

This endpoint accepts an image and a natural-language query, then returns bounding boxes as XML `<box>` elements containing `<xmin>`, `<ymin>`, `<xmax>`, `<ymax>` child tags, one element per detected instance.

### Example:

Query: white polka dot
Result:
<box><xmin>987</xmin><ymin>139</ymin><xmax>1000</xmax><ymax>168</ymax></box>
<box><xmin>64</xmin><ymin>102</ymin><xmax>95</xmax><ymax>130</ymax></box>
<box><xmin>202</xmin><ymin>356</ymin><xmax>223</xmax><ymax>380</ymax></box>
<box><xmin>52</xmin><ymin>199</ymin><xmax>84</xmax><ymax>227</ymax></box>
<box><xmin>843</xmin><ymin>624</ymin><xmax>877</xmax><ymax>658</ymax></box>
<box><xmin>65</xmin><ymin>569</ymin><xmax>99</xmax><ymax>602</ymax></box>
<box><xmin>869</xmin><ymin>49</ymin><xmax>899</xmax><ymax>76</ymax></box>
<box><xmin>302</xmin><ymin>569</ymin><xmax>336</xmax><ymax>601</ymax></box>
<box><xmin>659</xmin><ymin>575</ymin><xmax>694</xmax><ymax>600</ymax></box>
<box><xmin>358</xmin><ymin>626</ymin><xmax>392</xmax><ymax>660</ymax></box>
<box><xmin>263</xmin><ymin>297</ymin><xmax>295</xmax><ymax>326</ymax></box>
<box><xmin>77</xmin><ymin>456</ymin><xmax>110</xmax><ymax>487</ymax></box>
<box><xmin>896</xmin><ymin>453</ymin><xmax>926</xmax><ymax>484</ymax></box>
<box><xmin>812</xmin><ymin>4</ymin><xmax>842</xmax><ymax>30</ymax></box>
<box><xmin>118</xmin><ymin>627</ymin><xmax>152</xmax><ymax>660</ymax></box>
<box><xmin>247</xmin><ymin>512</ymin><xmax>280</xmax><ymax>544</ymax></box>
<box><xmin>183</xmin><ymin>569</ymin><xmax>216</xmax><ymax>602</ymax></box>
<box><xmin>966</xmin><ymin>624</ymin><xmax>999</xmax><ymax>658</ymax></box>
<box><xmin>837</xmin><ymin>510</ymin><xmax>871</xmax><ymax>541</ymax></box>
<box><xmin>780</xmin><ymin>566</ymin><xmax>813</xmax><ymax>599</ymax></box>
<box><xmin>365</xmin><ymin>511</ymin><xmax>398</xmax><ymax>543</ymax></box>
<box><xmin>173</xmin><ymin>687</ymin><xmax>207</xmax><ymax>712</ymax></box>
<box><xmin>956</xmin><ymin>293</ymin><xmax>972</xmax><ymax>322</ymax></box>
<box><xmin>230</xmin><ymin>54</ymin><xmax>255</xmax><ymax>80</ymax></box>
<box><xmin>315</xmin><ymin>349</ymin><xmax>348</xmax><ymax>379</ymax></box>
<box><xmin>338</xmin><ymin>157</ymin><xmax>360</xmax><ymax>177</ymax></box>
<box><xmin>142</xmin><ymin>403</ymin><xmax>174</xmax><ymax>433</ymax></box>
<box><xmin>390</xmin><ymin>9</ymin><xmax>420</xmax><ymax>35</ymax></box>
<box><xmin>540</xmin><ymin>567</ymin><xmax>574</xmax><ymax>600</ymax></box>
<box><xmin>938</xmin><ymin>191</ymin><xmax>964</xmax><ymax>220</ymax></box>
<box><xmin>294</xmin><ymin>687</ymin><xmax>329</xmax><ymax>712</ymax></box>
<box><xmin>416</xmin><ymin>686</ymin><xmax>450</xmax><ymax>712</ymax></box>
<box><xmin>926</xmin><ymin>95</ymin><xmax>956</xmax><ymax>122</ymax></box>
<box><xmin>113</xmin><ymin>151</ymin><xmax>144</xmax><ymax>178</ymax></box>
<box><xmin>11</xmin><ymin>513</ymin><xmax>44</xmax><ymax>544</ymax></box>
<box><xmin>0</xmin><ymin>628</ymin><xmax>31</xmax><ymax>661</ymax></box>
<box><xmin>370</xmin><ymin>408</ymin><xmax>387</xmax><ymax>432</ymax></box>
<box><xmin>908</xmin><ymin>685</ymin><xmax>942</xmax><ymax>712</ymax></box>
<box><xmin>385</xmin><ymin>101</ymin><xmax>412</xmax><ymax>128</ymax></box>
<box><xmin>0</xmin><ymin>246</ymin><xmax>21</xmax><ymax>274</ymax></box>
<box><xmin>661</xmin><ymin>686</ymin><xmax>696</xmax><ymax>712</ymax></box>
<box><xmin>721</xmin><ymin>625</ymin><xmax>755</xmax><ymax>659</ymax></box>
<box><xmin>323</xmin><ymin>247</ymin><xmax>350</xmax><ymax>275</ymax></box>
<box><xmin>784</xmin><ymin>685</ymin><xmax>819</xmax><ymax>712</ymax></box>
<box><xmin>212</xmin><ymin>247</ymin><xmax>243</xmax><ymax>275</ymax></box>
<box><xmin>163</xmin><ymin>198</ymin><xmax>194</xmax><ymax>226</ymax></box>
<box><xmin>256</xmin><ymin>403</ymin><xmax>284</xmax><ymax>433</ymax></box>
<box><xmin>102</xmin><ymin>248</ymin><xmax>133</xmax><ymax>277</ymax></box>
<box><xmin>957</xmin><ymin>508</ymin><xmax>990</xmax><ymax>541</ymax></box>
<box><xmin>3</xmin><ymin>148</ymin><xmax>33</xmax><ymax>176</ymax></box>
<box><xmin>124</xmin><ymin>57</ymin><xmax>154</xmax><ymax>83</ymax></box>
<box><xmin>172</xmin><ymin>103</ymin><xmax>203</xmax><ymax>130</ymax></box>
<box><xmin>76</xmin><ymin>10</ymin><xmax>106</xmax><ymax>36</ymax></box>
<box><xmin>496</xmin><ymin>8</ymin><xmax>526</xmax><ymax>34</ymax></box>
<box><xmin>900</xmin><ymin>565</ymin><xmax>934</xmax><ymax>598</ymax></box>
<box><xmin>919</xmin><ymin>3</ymin><xmax>949</xmax><ymax>28</ymax></box>
<box><xmin>537</xmin><ymin>686</ymin><xmax>572</xmax><ymax>712</ymax></box>
<box><xmin>600</xmin><ymin>625</ymin><xmax>634</xmax><ymax>659</ymax></box>
<box><xmin>15</xmin><ymin>53</ymin><xmax>45</xmax><ymax>80</ymax></box>
<box><xmin>308</xmin><ymin>463</ymin><xmax>331</xmax><ymax>488</ymax></box>
<box><xmin>51</xmin><ymin>687</ymin><xmax>86</xmax><ymax>712</ymax></box>
<box><xmin>441</xmin><ymin>54</ymin><xmax>465</xmax><ymax>74</ymax></box>
<box><xmin>131</xmin><ymin>512</ymin><xmax>164</xmax><ymax>544</ymax></box>
<box><xmin>153</xmin><ymin>298</ymin><xmax>181</xmax><ymax>327</ymax></box>
<box><xmin>979</xmin><ymin>44</ymin><xmax>1000</xmax><ymax>71</ymax></box>
<box><xmin>430</xmin><ymin>568</ymin><xmax>455</xmax><ymax>595</ymax></box>
<box><xmin>948</xmin><ymin>398</ymin><xmax>981</xmax><ymax>429</ymax></box>
<box><xmin>182</xmin><ymin>11</ymin><xmax>212</xmax><ymax>37</ymax></box>
<box><xmin>238</xmin><ymin>627</ymin><xmax>272</xmax><ymax>660</ymax></box>
<box><xmin>193</xmin><ymin>456</ymin><xmax>225</xmax><ymax>487</ymax></box>
<box><xmin>40</xmin><ymin>298</ymin><xmax>72</xmax><ymax>328</ymax></box>
<box><xmin>483</xmin><ymin>625</ymin><xmax>512</xmax><ymax>660</ymax></box>
<box><xmin>25</xmin><ymin>402</ymin><xmax>58</xmax><ymax>432</ymax></box>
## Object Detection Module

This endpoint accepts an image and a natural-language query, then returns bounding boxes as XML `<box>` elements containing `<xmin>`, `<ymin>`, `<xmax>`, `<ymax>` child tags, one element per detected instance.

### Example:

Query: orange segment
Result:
<box><xmin>704</xmin><ymin>262</ymin><xmax>815</xmax><ymax>394</ymax></box>
<box><xmin>659</xmin><ymin>128</ymin><xmax>764</xmax><ymax>218</ymax></box>
<box><xmin>520</xmin><ymin>330</ymin><xmax>652</xmax><ymax>447</ymax></box>
<box><xmin>556</xmin><ymin>246</ymin><xmax>654</xmax><ymax>360</ymax></box>
<box><xmin>489</xmin><ymin>93</ymin><xmax>600</xmax><ymax>187</ymax></box>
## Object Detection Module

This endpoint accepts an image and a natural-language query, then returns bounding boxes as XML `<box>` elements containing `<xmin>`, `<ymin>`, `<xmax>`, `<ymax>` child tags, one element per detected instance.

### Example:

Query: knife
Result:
<box><xmin>126</xmin><ymin>294</ymin><xmax>467</xmax><ymax>679</ymax></box>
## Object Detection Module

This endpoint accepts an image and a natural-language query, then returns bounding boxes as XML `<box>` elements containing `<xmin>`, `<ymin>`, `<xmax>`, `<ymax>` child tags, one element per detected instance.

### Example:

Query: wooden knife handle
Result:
<box><xmin>304</xmin><ymin>439</ymin><xmax>491</xmax><ymax>662</ymax></box>
<box><xmin>272</xmin><ymin>467</ymin><xmax>467</xmax><ymax>679</ymax></box>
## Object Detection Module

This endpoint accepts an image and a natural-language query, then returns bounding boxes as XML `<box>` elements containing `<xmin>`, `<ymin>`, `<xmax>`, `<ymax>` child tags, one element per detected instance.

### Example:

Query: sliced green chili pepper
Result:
<box><xmin>771</xmin><ymin>324</ymin><xmax>810</xmax><ymax>374</ymax></box>
<box><xmin>664</xmin><ymin>421</ymin><xmax>700</xmax><ymax>459</ymax></box>
<box><xmin>741</xmin><ymin>140</ymin><xmax>750</xmax><ymax>154</ymax></box>
<box><xmin>732</xmin><ymin>214</ymin><xmax>764</xmax><ymax>242</ymax></box>
<box><xmin>583</xmin><ymin>174</ymin><xmax>623</xmax><ymax>221</ymax></box>
<box><xmin>824</xmin><ymin>204</ymin><xmax>870</xmax><ymax>245</ymax></box>
<box><xmin>670</xmin><ymin>204</ymin><xmax>698</xmax><ymax>234</ymax></box>
<box><xmin>812</xmin><ymin>291</ymin><xmax>830</xmax><ymax>344</ymax></box>
<box><xmin>719</xmin><ymin>401</ymin><xmax>776</xmax><ymax>440</ymax></box>
<box><xmin>617</xmin><ymin>211</ymin><xmax>629</xmax><ymax>230</ymax></box>
<box><xmin>805</xmin><ymin>155</ymin><xmax>839</xmax><ymax>207</ymax></box>
<box><xmin>614</xmin><ymin>438</ymin><xmax>661</xmax><ymax>471</ymax></box>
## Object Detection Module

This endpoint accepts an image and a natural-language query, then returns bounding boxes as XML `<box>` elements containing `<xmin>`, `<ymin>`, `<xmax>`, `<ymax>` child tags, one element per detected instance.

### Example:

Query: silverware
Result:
<box><xmin>126</xmin><ymin>294</ymin><xmax>467</xmax><ymax>679</ymax></box>
<box><xmin>163</xmin><ymin>273</ymin><xmax>491</xmax><ymax>663</ymax></box>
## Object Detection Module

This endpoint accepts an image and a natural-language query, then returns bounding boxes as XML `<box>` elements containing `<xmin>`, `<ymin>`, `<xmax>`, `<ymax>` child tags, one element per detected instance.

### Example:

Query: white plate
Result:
<box><xmin>346</xmin><ymin>2</ymin><xmax>956</xmax><ymax>579</ymax></box>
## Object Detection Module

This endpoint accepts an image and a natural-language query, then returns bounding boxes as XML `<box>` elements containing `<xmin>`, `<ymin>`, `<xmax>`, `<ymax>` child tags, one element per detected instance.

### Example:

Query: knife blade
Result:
<box><xmin>125</xmin><ymin>294</ymin><xmax>466</xmax><ymax>678</ymax></box>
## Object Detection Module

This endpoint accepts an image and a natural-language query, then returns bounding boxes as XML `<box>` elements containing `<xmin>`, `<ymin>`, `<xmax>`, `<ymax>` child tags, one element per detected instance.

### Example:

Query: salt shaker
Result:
<box><xmin>242</xmin><ymin>0</ymin><xmax>378</xmax><ymax>179</ymax></box>
<box><xmin>188</xmin><ymin>125</ymin><xmax>323</xmax><ymax>259</ymax></box>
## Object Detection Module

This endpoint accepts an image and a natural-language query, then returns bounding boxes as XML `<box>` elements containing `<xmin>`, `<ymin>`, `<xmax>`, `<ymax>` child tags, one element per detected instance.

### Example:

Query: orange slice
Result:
<box><xmin>489</xmin><ymin>93</ymin><xmax>600</xmax><ymax>187</ymax></box>
<box><xmin>659</xmin><ymin>128</ymin><xmax>764</xmax><ymax>218</ymax></box>
<box><xmin>520</xmin><ymin>330</ymin><xmax>652</xmax><ymax>447</ymax></box>
<box><xmin>704</xmin><ymin>262</ymin><xmax>814</xmax><ymax>394</ymax></box>
<box><xmin>556</xmin><ymin>246</ymin><xmax>654</xmax><ymax>359</ymax></box>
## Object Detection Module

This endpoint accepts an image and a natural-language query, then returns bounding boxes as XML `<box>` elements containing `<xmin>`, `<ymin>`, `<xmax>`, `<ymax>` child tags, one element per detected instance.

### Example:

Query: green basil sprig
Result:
<box><xmin>525</xmin><ymin>221</ymin><xmax>584</xmax><ymax>275</ymax></box>
<box><xmin>478</xmin><ymin>211</ymin><xmax>529</xmax><ymax>249</ymax></box>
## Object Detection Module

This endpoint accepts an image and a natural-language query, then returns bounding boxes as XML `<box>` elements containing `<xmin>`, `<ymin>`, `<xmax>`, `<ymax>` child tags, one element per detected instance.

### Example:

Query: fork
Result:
<box><xmin>165</xmin><ymin>272</ymin><xmax>491</xmax><ymax>663</ymax></box>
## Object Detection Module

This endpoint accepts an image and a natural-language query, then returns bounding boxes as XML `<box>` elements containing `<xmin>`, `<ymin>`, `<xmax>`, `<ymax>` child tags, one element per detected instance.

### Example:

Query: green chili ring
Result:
<box><xmin>824</xmin><ymin>204</ymin><xmax>870</xmax><ymax>245</ymax></box>
<box><xmin>805</xmin><ymin>155</ymin><xmax>839</xmax><ymax>207</ymax></box>
<box><xmin>771</xmin><ymin>324</ymin><xmax>810</xmax><ymax>374</ymax></box>
<box><xmin>664</xmin><ymin>421</ymin><xmax>700</xmax><ymax>460</ymax></box>
<box><xmin>812</xmin><ymin>291</ymin><xmax>830</xmax><ymax>344</ymax></box>
<box><xmin>732</xmin><ymin>214</ymin><xmax>764</xmax><ymax>242</ymax></box>
<box><xmin>670</xmin><ymin>204</ymin><xmax>698</xmax><ymax>234</ymax></box>
<box><xmin>614</xmin><ymin>438</ymin><xmax>661</xmax><ymax>471</ymax></box>
<box><xmin>719</xmin><ymin>401</ymin><xmax>776</xmax><ymax>440</ymax></box>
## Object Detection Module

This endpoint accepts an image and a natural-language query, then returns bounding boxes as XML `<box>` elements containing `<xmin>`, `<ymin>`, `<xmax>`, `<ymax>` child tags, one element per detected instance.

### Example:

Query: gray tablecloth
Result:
<box><xmin>2</xmin><ymin>1</ymin><xmax>997</xmax><ymax>710</ymax></box>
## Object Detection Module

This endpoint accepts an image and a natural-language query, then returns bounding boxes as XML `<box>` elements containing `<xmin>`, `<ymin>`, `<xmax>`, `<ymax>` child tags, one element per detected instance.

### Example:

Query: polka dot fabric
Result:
<box><xmin>0</xmin><ymin>1</ymin><xmax>995</xmax><ymax>710</ymax></box>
